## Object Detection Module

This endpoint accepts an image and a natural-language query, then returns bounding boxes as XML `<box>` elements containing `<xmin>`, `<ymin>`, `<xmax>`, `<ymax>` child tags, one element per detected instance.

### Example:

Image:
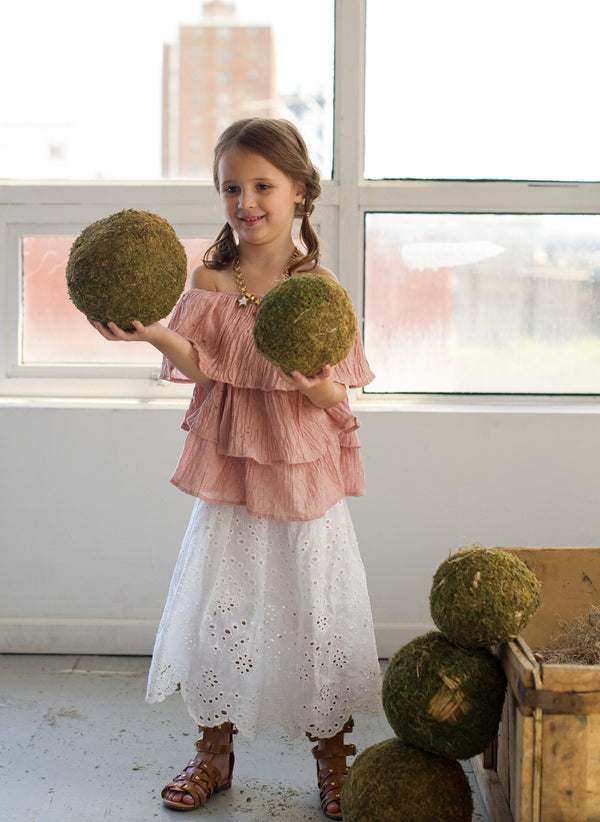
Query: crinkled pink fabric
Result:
<box><xmin>160</xmin><ymin>289</ymin><xmax>375</xmax><ymax>521</ymax></box>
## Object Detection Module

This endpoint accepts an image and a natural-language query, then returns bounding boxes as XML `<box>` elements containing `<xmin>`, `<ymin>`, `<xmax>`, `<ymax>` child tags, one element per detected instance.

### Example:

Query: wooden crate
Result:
<box><xmin>473</xmin><ymin>547</ymin><xmax>600</xmax><ymax>822</ymax></box>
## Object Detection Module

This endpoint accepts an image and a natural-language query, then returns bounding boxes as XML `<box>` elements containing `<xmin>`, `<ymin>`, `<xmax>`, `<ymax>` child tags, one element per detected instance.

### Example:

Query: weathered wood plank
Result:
<box><xmin>512</xmin><ymin>709</ymin><xmax>535</xmax><ymax>822</ymax></box>
<box><xmin>472</xmin><ymin>754</ymin><xmax>514</xmax><ymax>822</ymax></box>
<box><xmin>540</xmin><ymin>714</ymin><xmax>588</xmax><ymax>821</ymax></box>
<box><xmin>542</xmin><ymin>664</ymin><xmax>600</xmax><ymax>693</ymax></box>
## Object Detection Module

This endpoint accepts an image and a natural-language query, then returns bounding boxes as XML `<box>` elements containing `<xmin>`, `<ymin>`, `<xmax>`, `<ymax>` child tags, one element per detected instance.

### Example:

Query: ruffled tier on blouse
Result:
<box><xmin>160</xmin><ymin>289</ymin><xmax>374</xmax><ymax>521</ymax></box>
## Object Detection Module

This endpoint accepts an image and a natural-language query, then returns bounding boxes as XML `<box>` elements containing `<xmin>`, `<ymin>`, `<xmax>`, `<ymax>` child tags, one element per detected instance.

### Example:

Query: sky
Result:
<box><xmin>1</xmin><ymin>0</ymin><xmax>598</xmax><ymax>181</ymax></box>
<box><xmin>364</xmin><ymin>0</ymin><xmax>600</xmax><ymax>181</ymax></box>
<box><xmin>0</xmin><ymin>0</ymin><xmax>333</xmax><ymax>179</ymax></box>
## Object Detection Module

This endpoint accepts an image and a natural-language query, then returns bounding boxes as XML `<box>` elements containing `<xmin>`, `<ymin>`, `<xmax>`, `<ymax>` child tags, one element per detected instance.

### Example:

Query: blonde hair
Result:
<box><xmin>203</xmin><ymin>118</ymin><xmax>322</xmax><ymax>273</ymax></box>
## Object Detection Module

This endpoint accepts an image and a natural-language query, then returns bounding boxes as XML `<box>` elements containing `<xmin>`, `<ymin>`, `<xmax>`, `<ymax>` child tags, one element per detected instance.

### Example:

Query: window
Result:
<box><xmin>364</xmin><ymin>214</ymin><xmax>600</xmax><ymax>394</ymax></box>
<box><xmin>1</xmin><ymin>2</ymin><xmax>599</xmax><ymax>400</ymax></box>
<box><xmin>0</xmin><ymin>0</ymin><xmax>334</xmax><ymax>398</ymax></box>
<box><xmin>361</xmin><ymin>0</ymin><xmax>600</xmax><ymax>395</ymax></box>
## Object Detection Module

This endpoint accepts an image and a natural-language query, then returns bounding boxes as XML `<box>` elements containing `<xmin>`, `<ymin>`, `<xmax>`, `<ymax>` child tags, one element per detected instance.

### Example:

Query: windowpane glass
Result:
<box><xmin>365</xmin><ymin>0</ymin><xmax>599</xmax><ymax>181</ymax></box>
<box><xmin>1</xmin><ymin>0</ymin><xmax>333</xmax><ymax>180</ymax></box>
<box><xmin>364</xmin><ymin>213</ymin><xmax>600</xmax><ymax>394</ymax></box>
<box><xmin>22</xmin><ymin>237</ymin><xmax>209</xmax><ymax>364</ymax></box>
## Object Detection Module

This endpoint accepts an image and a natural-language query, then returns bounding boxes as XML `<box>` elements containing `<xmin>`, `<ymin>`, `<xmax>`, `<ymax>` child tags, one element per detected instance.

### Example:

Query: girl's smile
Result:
<box><xmin>239</xmin><ymin>214</ymin><xmax>264</xmax><ymax>228</ymax></box>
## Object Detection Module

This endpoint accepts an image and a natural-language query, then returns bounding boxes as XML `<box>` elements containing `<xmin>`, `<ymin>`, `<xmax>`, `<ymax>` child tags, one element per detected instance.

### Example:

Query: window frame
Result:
<box><xmin>1</xmin><ymin>0</ymin><xmax>600</xmax><ymax>400</ymax></box>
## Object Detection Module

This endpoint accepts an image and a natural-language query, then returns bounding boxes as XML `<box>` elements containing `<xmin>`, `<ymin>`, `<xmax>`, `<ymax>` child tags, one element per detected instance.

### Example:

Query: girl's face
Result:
<box><xmin>217</xmin><ymin>147</ymin><xmax>305</xmax><ymax>247</ymax></box>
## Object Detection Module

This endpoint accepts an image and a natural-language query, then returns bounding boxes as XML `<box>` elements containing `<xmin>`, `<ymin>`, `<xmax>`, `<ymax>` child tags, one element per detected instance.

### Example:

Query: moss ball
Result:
<box><xmin>253</xmin><ymin>273</ymin><xmax>357</xmax><ymax>376</ymax></box>
<box><xmin>66</xmin><ymin>209</ymin><xmax>187</xmax><ymax>329</ymax></box>
<box><xmin>430</xmin><ymin>546</ymin><xmax>542</xmax><ymax>647</ymax></box>
<box><xmin>382</xmin><ymin>631</ymin><xmax>505</xmax><ymax>760</ymax></box>
<box><xmin>341</xmin><ymin>737</ymin><xmax>473</xmax><ymax>822</ymax></box>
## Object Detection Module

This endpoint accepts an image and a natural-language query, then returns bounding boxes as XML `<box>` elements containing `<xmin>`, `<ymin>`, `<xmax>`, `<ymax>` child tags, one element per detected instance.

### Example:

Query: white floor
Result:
<box><xmin>0</xmin><ymin>655</ymin><xmax>491</xmax><ymax>822</ymax></box>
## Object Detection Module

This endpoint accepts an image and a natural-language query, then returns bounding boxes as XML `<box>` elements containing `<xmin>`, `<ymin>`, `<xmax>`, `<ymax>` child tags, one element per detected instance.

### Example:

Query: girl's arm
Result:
<box><xmin>278</xmin><ymin>364</ymin><xmax>347</xmax><ymax>409</ymax></box>
<box><xmin>91</xmin><ymin>320</ymin><xmax>214</xmax><ymax>386</ymax></box>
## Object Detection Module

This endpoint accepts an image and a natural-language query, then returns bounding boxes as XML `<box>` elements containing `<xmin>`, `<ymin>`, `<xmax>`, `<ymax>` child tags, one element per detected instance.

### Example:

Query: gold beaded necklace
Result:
<box><xmin>234</xmin><ymin>246</ymin><xmax>301</xmax><ymax>307</ymax></box>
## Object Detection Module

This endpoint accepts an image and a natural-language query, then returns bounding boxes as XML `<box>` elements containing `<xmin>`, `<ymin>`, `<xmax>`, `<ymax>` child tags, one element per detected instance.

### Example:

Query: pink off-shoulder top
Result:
<box><xmin>160</xmin><ymin>288</ymin><xmax>375</xmax><ymax>521</ymax></box>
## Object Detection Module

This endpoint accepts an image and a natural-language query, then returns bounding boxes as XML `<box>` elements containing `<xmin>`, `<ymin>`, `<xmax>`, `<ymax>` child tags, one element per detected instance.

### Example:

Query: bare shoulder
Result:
<box><xmin>300</xmin><ymin>263</ymin><xmax>339</xmax><ymax>282</ymax></box>
<box><xmin>190</xmin><ymin>264</ymin><xmax>220</xmax><ymax>292</ymax></box>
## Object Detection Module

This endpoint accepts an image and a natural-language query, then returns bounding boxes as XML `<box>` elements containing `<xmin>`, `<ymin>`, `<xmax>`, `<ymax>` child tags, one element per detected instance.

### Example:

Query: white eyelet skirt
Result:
<box><xmin>146</xmin><ymin>499</ymin><xmax>382</xmax><ymax>740</ymax></box>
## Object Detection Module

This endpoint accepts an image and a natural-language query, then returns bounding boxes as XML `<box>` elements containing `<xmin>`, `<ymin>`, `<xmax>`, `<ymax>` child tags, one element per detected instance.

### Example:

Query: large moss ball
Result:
<box><xmin>382</xmin><ymin>631</ymin><xmax>506</xmax><ymax>760</ymax></box>
<box><xmin>341</xmin><ymin>737</ymin><xmax>473</xmax><ymax>822</ymax></box>
<box><xmin>66</xmin><ymin>209</ymin><xmax>187</xmax><ymax>329</ymax></box>
<box><xmin>430</xmin><ymin>546</ymin><xmax>542</xmax><ymax>647</ymax></box>
<box><xmin>253</xmin><ymin>273</ymin><xmax>357</xmax><ymax>376</ymax></box>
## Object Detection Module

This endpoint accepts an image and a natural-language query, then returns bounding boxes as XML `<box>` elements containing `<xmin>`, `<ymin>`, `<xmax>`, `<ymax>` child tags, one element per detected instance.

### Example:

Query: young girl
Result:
<box><xmin>93</xmin><ymin>118</ymin><xmax>382</xmax><ymax>819</ymax></box>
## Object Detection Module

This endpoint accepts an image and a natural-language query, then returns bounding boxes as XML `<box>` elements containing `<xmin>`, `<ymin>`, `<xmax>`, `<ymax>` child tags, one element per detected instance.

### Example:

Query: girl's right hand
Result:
<box><xmin>89</xmin><ymin>317</ymin><xmax>213</xmax><ymax>386</ymax></box>
<box><xmin>88</xmin><ymin>319</ymin><xmax>161</xmax><ymax>343</ymax></box>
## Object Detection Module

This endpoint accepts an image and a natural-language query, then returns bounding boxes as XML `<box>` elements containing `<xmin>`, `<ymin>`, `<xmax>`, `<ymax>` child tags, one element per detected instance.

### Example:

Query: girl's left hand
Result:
<box><xmin>278</xmin><ymin>364</ymin><xmax>346</xmax><ymax>409</ymax></box>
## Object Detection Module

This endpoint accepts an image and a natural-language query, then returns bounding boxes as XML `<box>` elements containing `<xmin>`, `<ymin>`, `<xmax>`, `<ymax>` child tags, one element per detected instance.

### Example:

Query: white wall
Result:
<box><xmin>2</xmin><ymin>400</ymin><xmax>598</xmax><ymax>658</ymax></box>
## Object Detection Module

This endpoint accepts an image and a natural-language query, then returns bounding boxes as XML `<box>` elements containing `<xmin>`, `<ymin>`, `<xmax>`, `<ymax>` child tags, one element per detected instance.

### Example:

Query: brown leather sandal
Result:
<box><xmin>161</xmin><ymin>722</ymin><xmax>237</xmax><ymax>811</ymax></box>
<box><xmin>307</xmin><ymin>717</ymin><xmax>357</xmax><ymax>820</ymax></box>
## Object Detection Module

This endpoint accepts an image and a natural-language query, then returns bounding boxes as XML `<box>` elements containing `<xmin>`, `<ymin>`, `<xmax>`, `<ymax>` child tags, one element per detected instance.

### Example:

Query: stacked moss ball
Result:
<box><xmin>66</xmin><ymin>209</ymin><xmax>187</xmax><ymax>330</ymax></box>
<box><xmin>382</xmin><ymin>631</ymin><xmax>505</xmax><ymax>759</ymax></box>
<box><xmin>341</xmin><ymin>546</ymin><xmax>541</xmax><ymax>821</ymax></box>
<box><xmin>253</xmin><ymin>273</ymin><xmax>357</xmax><ymax>376</ymax></box>
<box><xmin>429</xmin><ymin>546</ymin><xmax>542</xmax><ymax>647</ymax></box>
<box><xmin>341</xmin><ymin>737</ymin><xmax>473</xmax><ymax>822</ymax></box>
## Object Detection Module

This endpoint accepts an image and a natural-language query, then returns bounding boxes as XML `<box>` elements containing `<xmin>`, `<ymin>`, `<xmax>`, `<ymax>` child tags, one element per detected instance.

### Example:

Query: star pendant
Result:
<box><xmin>237</xmin><ymin>294</ymin><xmax>249</xmax><ymax>307</ymax></box>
